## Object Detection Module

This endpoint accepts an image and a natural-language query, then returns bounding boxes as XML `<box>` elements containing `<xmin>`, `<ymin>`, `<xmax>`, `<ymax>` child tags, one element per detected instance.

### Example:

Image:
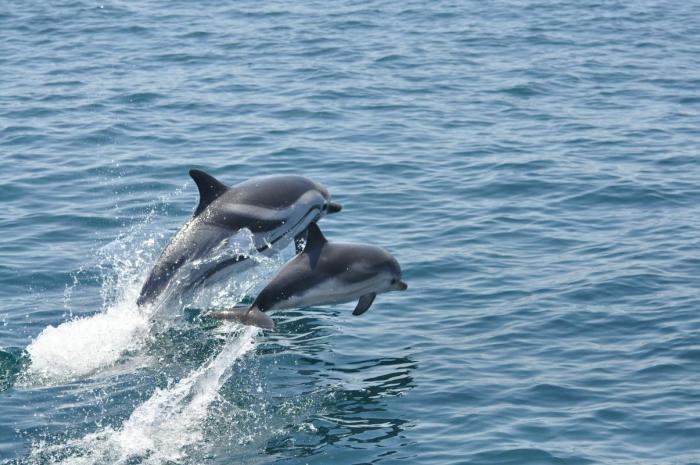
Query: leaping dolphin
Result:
<box><xmin>137</xmin><ymin>170</ymin><xmax>341</xmax><ymax>306</ymax></box>
<box><xmin>208</xmin><ymin>222</ymin><xmax>407</xmax><ymax>329</ymax></box>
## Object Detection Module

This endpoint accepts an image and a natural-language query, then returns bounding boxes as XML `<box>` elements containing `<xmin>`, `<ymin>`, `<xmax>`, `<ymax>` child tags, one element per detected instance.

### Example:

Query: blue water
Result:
<box><xmin>2</xmin><ymin>1</ymin><xmax>700</xmax><ymax>463</ymax></box>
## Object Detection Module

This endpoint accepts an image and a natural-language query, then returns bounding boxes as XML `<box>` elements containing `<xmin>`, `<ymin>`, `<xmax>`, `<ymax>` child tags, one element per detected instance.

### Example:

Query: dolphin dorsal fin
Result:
<box><xmin>189</xmin><ymin>169</ymin><xmax>228</xmax><ymax>216</ymax></box>
<box><xmin>303</xmin><ymin>222</ymin><xmax>327</xmax><ymax>253</ymax></box>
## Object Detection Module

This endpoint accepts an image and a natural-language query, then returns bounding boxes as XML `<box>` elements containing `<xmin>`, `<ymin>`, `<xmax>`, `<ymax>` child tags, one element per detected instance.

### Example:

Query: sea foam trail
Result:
<box><xmin>30</xmin><ymin>325</ymin><xmax>258</xmax><ymax>465</ymax></box>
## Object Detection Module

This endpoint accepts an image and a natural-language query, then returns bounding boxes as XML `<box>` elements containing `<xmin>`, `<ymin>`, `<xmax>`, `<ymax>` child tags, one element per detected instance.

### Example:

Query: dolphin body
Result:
<box><xmin>209</xmin><ymin>222</ymin><xmax>407</xmax><ymax>329</ymax></box>
<box><xmin>137</xmin><ymin>170</ymin><xmax>341</xmax><ymax>306</ymax></box>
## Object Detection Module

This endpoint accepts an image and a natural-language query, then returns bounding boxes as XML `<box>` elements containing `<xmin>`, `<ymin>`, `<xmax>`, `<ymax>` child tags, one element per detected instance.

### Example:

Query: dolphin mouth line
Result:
<box><xmin>256</xmin><ymin>206</ymin><xmax>322</xmax><ymax>253</ymax></box>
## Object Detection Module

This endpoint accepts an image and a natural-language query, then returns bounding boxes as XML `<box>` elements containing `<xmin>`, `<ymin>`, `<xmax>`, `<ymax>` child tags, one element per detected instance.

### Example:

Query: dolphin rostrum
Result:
<box><xmin>208</xmin><ymin>222</ymin><xmax>407</xmax><ymax>329</ymax></box>
<box><xmin>137</xmin><ymin>170</ymin><xmax>341</xmax><ymax>306</ymax></box>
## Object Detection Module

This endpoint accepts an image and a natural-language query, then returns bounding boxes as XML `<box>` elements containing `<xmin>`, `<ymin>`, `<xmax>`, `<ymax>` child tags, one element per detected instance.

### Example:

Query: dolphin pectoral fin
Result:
<box><xmin>294</xmin><ymin>229</ymin><xmax>308</xmax><ymax>254</ymax></box>
<box><xmin>353</xmin><ymin>293</ymin><xmax>376</xmax><ymax>316</ymax></box>
<box><xmin>207</xmin><ymin>308</ymin><xmax>275</xmax><ymax>330</ymax></box>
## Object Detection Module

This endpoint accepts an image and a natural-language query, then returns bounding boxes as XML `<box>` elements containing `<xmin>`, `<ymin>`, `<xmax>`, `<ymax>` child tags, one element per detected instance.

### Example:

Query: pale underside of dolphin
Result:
<box><xmin>137</xmin><ymin>170</ymin><xmax>341</xmax><ymax>307</ymax></box>
<box><xmin>208</xmin><ymin>222</ymin><xmax>407</xmax><ymax>330</ymax></box>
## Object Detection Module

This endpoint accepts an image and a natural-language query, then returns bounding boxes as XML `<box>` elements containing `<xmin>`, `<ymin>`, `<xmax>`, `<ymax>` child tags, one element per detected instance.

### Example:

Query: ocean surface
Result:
<box><xmin>2</xmin><ymin>1</ymin><xmax>700</xmax><ymax>464</ymax></box>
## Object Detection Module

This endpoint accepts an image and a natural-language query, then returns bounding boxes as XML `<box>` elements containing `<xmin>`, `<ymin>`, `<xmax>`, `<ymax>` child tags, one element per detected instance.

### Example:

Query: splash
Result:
<box><xmin>22</xmin><ymin>303</ymin><xmax>149</xmax><ymax>384</ymax></box>
<box><xmin>27</xmin><ymin>326</ymin><xmax>258</xmax><ymax>465</ymax></box>
<box><xmin>19</xmin><ymin>190</ymin><xmax>288</xmax><ymax>463</ymax></box>
<box><xmin>19</xmin><ymin>183</ymin><xmax>272</xmax><ymax>385</ymax></box>
<box><xmin>21</xmin><ymin>195</ymin><xmax>183</xmax><ymax>385</ymax></box>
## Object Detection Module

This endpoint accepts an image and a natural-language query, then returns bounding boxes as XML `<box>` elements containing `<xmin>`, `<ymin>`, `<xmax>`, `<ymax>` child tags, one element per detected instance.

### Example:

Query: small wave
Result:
<box><xmin>112</xmin><ymin>92</ymin><xmax>164</xmax><ymax>105</ymax></box>
<box><xmin>471</xmin><ymin>447</ymin><xmax>595</xmax><ymax>465</ymax></box>
<box><xmin>495</xmin><ymin>83</ymin><xmax>547</xmax><ymax>97</ymax></box>
<box><xmin>558</xmin><ymin>182</ymin><xmax>686</xmax><ymax>208</ymax></box>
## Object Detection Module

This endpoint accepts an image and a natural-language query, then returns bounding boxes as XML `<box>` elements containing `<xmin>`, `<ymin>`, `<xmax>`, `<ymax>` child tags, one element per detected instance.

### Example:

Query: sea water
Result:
<box><xmin>2</xmin><ymin>1</ymin><xmax>700</xmax><ymax>464</ymax></box>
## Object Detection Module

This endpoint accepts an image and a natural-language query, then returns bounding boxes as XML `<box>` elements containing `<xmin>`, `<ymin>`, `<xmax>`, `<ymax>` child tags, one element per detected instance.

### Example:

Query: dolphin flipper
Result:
<box><xmin>353</xmin><ymin>293</ymin><xmax>376</xmax><ymax>316</ymax></box>
<box><xmin>207</xmin><ymin>307</ymin><xmax>275</xmax><ymax>330</ymax></box>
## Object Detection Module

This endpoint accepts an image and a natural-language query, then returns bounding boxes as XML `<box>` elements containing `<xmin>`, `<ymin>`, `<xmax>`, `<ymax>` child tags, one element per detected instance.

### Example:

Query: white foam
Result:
<box><xmin>22</xmin><ymin>203</ymin><xmax>174</xmax><ymax>386</ymax></box>
<box><xmin>29</xmin><ymin>326</ymin><xmax>258</xmax><ymax>465</ymax></box>
<box><xmin>23</xmin><ymin>303</ymin><xmax>149</xmax><ymax>384</ymax></box>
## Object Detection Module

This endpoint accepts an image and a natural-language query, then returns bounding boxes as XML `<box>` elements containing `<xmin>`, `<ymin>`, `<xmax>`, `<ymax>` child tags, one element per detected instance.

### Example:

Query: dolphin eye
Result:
<box><xmin>391</xmin><ymin>278</ymin><xmax>397</xmax><ymax>285</ymax></box>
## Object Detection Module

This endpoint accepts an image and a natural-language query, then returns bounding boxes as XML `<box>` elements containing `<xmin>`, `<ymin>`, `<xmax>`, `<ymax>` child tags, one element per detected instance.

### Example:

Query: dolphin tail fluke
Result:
<box><xmin>207</xmin><ymin>307</ymin><xmax>275</xmax><ymax>330</ymax></box>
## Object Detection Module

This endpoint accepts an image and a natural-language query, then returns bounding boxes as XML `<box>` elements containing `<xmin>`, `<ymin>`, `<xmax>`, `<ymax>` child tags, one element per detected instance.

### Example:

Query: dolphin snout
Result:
<box><xmin>327</xmin><ymin>201</ymin><xmax>342</xmax><ymax>214</ymax></box>
<box><xmin>396</xmin><ymin>280</ymin><xmax>408</xmax><ymax>291</ymax></box>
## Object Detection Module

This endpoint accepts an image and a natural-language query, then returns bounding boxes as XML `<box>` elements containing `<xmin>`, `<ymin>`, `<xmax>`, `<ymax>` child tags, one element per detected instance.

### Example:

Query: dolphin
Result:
<box><xmin>208</xmin><ymin>222</ymin><xmax>407</xmax><ymax>329</ymax></box>
<box><xmin>137</xmin><ymin>170</ymin><xmax>342</xmax><ymax>306</ymax></box>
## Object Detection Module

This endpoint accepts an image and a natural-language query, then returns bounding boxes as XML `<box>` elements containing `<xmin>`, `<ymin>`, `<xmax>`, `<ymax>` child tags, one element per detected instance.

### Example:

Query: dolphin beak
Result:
<box><xmin>397</xmin><ymin>280</ymin><xmax>408</xmax><ymax>291</ymax></box>
<box><xmin>327</xmin><ymin>201</ymin><xmax>342</xmax><ymax>214</ymax></box>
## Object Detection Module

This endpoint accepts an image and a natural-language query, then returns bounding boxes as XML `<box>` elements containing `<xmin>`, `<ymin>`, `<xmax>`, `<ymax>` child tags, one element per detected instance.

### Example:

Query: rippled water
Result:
<box><xmin>2</xmin><ymin>1</ymin><xmax>700</xmax><ymax>464</ymax></box>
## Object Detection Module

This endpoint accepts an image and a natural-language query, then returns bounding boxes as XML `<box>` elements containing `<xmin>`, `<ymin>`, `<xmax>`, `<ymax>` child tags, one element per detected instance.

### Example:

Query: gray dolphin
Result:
<box><xmin>208</xmin><ymin>222</ymin><xmax>407</xmax><ymax>329</ymax></box>
<box><xmin>137</xmin><ymin>170</ymin><xmax>341</xmax><ymax>306</ymax></box>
